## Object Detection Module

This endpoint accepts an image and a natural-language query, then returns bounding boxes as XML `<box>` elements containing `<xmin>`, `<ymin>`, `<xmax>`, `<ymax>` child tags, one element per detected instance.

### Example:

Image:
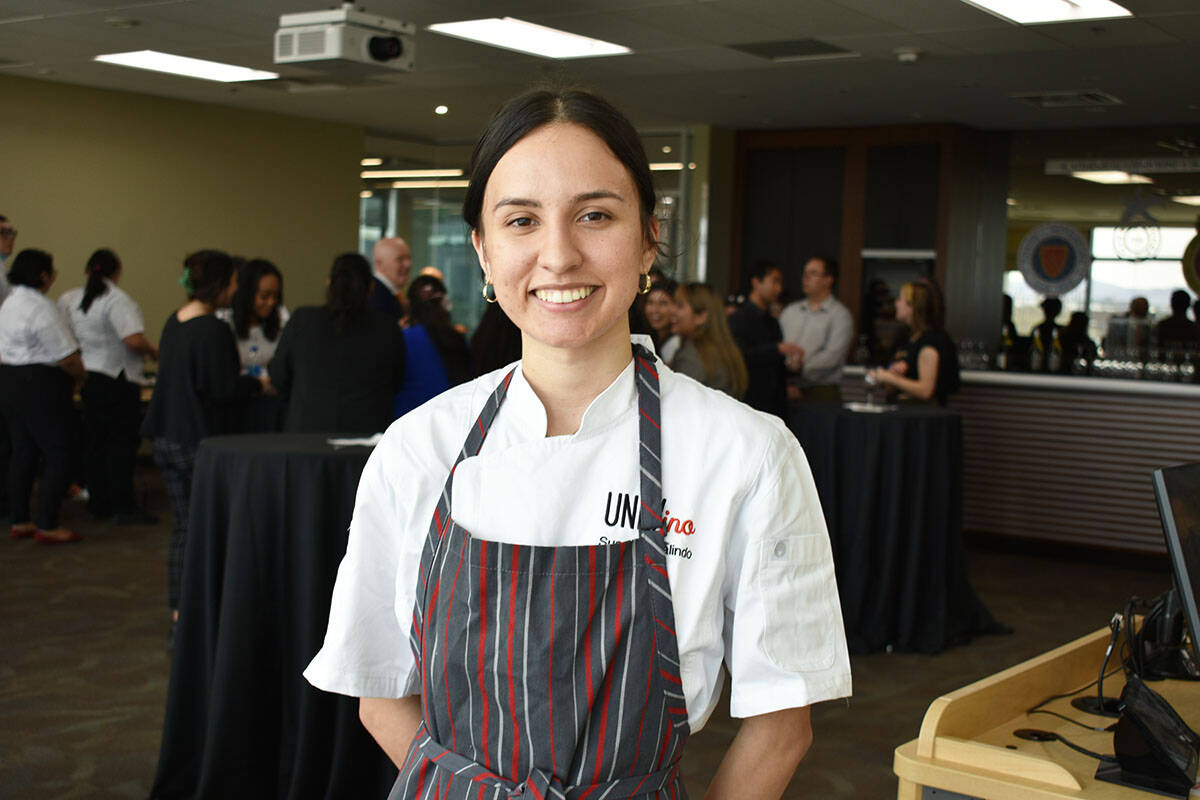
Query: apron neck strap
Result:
<box><xmin>632</xmin><ymin>344</ymin><xmax>664</xmax><ymax>535</ymax></box>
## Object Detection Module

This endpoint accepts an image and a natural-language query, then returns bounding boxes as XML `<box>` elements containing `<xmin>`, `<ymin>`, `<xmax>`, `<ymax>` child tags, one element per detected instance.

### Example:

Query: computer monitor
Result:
<box><xmin>1153</xmin><ymin>463</ymin><xmax>1200</xmax><ymax>664</ymax></box>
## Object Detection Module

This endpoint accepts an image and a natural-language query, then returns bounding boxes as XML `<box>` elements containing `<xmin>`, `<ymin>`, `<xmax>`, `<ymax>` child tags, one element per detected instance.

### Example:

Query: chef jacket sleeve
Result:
<box><xmin>304</xmin><ymin>426</ymin><xmax>422</xmax><ymax>699</ymax></box>
<box><xmin>723</xmin><ymin>424</ymin><xmax>852</xmax><ymax>718</ymax></box>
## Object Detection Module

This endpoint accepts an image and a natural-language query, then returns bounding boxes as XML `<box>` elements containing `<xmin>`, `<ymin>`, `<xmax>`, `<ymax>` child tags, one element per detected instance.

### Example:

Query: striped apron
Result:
<box><xmin>391</xmin><ymin>345</ymin><xmax>691</xmax><ymax>800</ymax></box>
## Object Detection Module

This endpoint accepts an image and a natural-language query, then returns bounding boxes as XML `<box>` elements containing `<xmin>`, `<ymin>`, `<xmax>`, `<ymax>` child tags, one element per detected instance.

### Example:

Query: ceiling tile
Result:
<box><xmin>710</xmin><ymin>0</ymin><xmax>903</xmax><ymax>37</ymax></box>
<box><xmin>1033</xmin><ymin>17</ymin><xmax>1180</xmax><ymax>47</ymax></box>
<box><xmin>921</xmin><ymin>25</ymin><xmax>1064</xmax><ymax>54</ymax></box>
<box><xmin>829</xmin><ymin>0</ymin><xmax>1009</xmax><ymax>32</ymax></box>
<box><xmin>618</xmin><ymin>3</ymin><xmax>787</xmax><ymax>45</ymax></box>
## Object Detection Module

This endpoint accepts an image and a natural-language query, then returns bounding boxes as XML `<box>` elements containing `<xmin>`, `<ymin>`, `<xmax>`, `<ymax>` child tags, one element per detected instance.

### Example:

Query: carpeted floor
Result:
<box><xmin>0</xmin><ymin>466</ymin><xmax>1172</xmax><ymax>799</ymax></box>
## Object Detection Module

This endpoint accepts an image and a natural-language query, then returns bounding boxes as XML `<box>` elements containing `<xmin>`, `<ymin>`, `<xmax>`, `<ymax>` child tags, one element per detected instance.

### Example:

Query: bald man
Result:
<box><xmin>369</xmin><ymin>237</ymin><xmax>412</xmax><ymax>322</ymax></box>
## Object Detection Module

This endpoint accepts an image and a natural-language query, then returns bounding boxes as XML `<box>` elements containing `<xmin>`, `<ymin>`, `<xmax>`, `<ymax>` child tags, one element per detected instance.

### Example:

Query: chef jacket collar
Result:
<box><xmin>502</xmin><ymin>335</ymin><xmax>657</xmax><ymax>440</ymax></box>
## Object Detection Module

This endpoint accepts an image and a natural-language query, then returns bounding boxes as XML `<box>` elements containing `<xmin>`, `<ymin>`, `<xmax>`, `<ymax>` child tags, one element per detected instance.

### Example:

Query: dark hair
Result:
<box><xmin>232</xmin><ymin>258</ymin><xmax>284</xmax><ymax>341</ymax></box>
<box><xmin>649</xmin><ymin>276</ymin><xmax>677</xmax><ymax>298</ymax></box>
<box><xmin>744</xmin><ymin>259</ymin><xmax>780</xmax><ymax>293</ymax></box>
<box><xmin>80</xmin><ymin>248</ymin><xmax>120</xmax><ymax>313</ymax></box>
<box><xmin>1040</xmin><ymin>297</ymin><xmax>1062</xmax><ymax>319</ymax></box>
<box><xmin>1171</xmin><ymin>289</ymin><xmax>1192</xmax><ymax>315</ymax></box>
<box><xmin>183</xmin><ymin>249</ymin><xmax>236</xmax><ymax>305</ymax></box>
<box><xmin>807</xmin><ymin>255</ymin><xmax>839</xmax><ymax>283</ymax></box>
<box><xmin>408</xmin><ymin>274</ymin><xmax>472</xmax><ymax>385</ymax></box>
<box><xmin>8</xmin><ymin>248</ymin><xmax>53</xmax><ymax>288</ymax></box>
<box><xmin>326</xmin><ymin>252</ymin><xmax>372</xmax><ymax>333</ymax></box>
<box><xmin>463</xmin><ymin>88</ymin><xmax>657</xmax><ymax>246</ymax></box>
<box><xmin>470</xmin><ymin>302</ymin><xmax>522</xmax><ymax>375</ymax></box>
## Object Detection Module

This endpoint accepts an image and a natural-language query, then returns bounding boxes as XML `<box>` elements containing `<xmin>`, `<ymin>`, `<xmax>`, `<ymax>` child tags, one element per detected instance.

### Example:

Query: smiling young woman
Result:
<box><xmin>305</xmin><ymin>89</ymin><xmax>852</xmax><ymax>800</ymax></box>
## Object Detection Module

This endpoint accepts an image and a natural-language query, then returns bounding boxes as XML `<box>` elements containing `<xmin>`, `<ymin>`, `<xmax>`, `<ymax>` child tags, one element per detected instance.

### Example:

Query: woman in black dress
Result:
<box><xmin>868</xmin><ymin>278</ymin><xmax>960</xmax><ymax>405</ymax></box>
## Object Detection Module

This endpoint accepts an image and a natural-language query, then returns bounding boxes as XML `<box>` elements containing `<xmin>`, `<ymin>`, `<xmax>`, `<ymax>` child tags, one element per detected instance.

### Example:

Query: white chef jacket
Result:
<box><xmin>58</xmin><ymin>281</ymin><xmax>147</xmax><ymax>382</ymax></box>
<box><xmin>0</xmin><ymin>285</ymin><xmax>78</xmax><ymax>366</ymax></box>
<box><xmin>305</xmin><ymin>336</ymin><xmax>852</xmax><ymax>731</ymax></box>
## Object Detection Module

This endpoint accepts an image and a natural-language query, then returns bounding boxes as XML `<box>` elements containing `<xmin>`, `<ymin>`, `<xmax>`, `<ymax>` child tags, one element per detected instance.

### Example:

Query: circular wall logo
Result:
<box><xmin>1017</xmin><ymin>223</ymin><xmax>1091</xmax><ymax>296</ymax></box>
<box><xmin>1183</xmin><ymin>234</ymin><xmax>1200</xmax><ymax>296</ymax></box>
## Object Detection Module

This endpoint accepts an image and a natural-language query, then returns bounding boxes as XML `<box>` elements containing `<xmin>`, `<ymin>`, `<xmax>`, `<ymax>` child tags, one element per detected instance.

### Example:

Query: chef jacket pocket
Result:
<box><xmin>756</xmin><ymin>534</ymin><xmax>837</xmax><ymax>672</ymax></box>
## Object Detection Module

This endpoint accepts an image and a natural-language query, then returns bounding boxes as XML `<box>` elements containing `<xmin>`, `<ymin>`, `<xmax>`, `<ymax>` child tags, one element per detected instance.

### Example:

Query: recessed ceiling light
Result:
<box><xmin>1173</xmin><ymin>196</ymin><xmax>1200</xmax><ymax>206</ymax></box>
<box><xmin>1006</xmin><ymin>197</ymin><xmax>1018</xmax><ymax>206</ymax></box>
<box><xmin>363</xmin><ymin>168</ymin><xmax>464</xmax><ymax>179</ymax></box>
<box><xmin>360</xmin><ymin>157</ymin><xmax>383</xmax><ymax>167</ymax></box>
<box><xmin>391</xmin><ymin>180</ymin><xmax>470</xmax><ymax>190</ymax></box>
<box><xmin>428</xmin><ymin>17</ymin><xmax>630</xmax><ymax>59</ymax></box>
<box><xmin>662</xmin><ymin>146</ymin><xmax>672</xmax><ymax>154</ymax></box>
<box><xmin>1071</xmin><ymin>170</ymin><xmax>1152</xmax><ymax>184</ymax></box>
<box><xmin>958</xmin><ymin>0</ymin><xmax>1132</xmax><ymax>25</ymax></box>
<box><xmin>359</xmin><ymin>190</ymin><xmax>374</xmax><ymax>199</ymax></box>
<box><xmin>93</xmin><ymin>50</ymin><xmax>277</xmax><ymax>82</ymax></box>
<box><xmin>435</xmin><ymin>105</ymin><xmax>449</xmax><ymax>115</ymax></box>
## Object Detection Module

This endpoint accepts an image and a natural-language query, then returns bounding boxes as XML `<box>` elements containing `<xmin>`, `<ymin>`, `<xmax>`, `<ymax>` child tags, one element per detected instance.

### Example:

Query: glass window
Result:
<box><xmin>1004</xmin><ymin>226</ymin><xmax>1196</xmax><ymax>348</ymax></box>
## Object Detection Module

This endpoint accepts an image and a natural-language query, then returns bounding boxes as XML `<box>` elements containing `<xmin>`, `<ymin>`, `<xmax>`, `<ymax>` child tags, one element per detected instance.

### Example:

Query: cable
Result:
<box><xmin>1027</xmin><ymin>708</ymin><xmax>1113</xmax><ymax>731</ymax></box>
<box><xmin>1050</xmin><ymin>734</ymin><xmax>1118</xmax><ymax>763</ymax></box>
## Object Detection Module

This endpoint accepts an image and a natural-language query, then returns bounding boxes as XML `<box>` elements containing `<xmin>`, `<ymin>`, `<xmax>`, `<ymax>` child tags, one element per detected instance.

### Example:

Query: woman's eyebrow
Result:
<box><xmin>574</xmin><ymin>190</ymin><xmax>624</xmax><ymax>204</ymax></box>
<box><xmin>492</xmin><ymin>197</ymin><xmax>539</xmax><ymax>211</ymax></box>
<box><xmin>491</xmin><ymin>190</ymin><xmax>626</xmax><ymax>212</ymax></box>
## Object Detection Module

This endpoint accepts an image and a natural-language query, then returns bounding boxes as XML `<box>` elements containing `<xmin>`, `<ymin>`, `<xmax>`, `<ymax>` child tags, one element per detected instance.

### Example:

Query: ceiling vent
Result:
<box><xmin>730</xmin><ymin>38</ymin><xmax>859</xmax><ymax>63</ymax></box>
<box><xmin>1010</xmin><ymin>90</ymin><xmax>1123</xmax><ymax>108</ymax></box>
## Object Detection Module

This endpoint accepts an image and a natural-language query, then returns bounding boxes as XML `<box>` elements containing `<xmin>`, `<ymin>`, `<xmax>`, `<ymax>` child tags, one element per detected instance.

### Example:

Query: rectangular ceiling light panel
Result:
<box><xmin>94</xmin><ymin>50</ymin><xmax>278</xmax><ymax>82</ymax></box>
<box><xmin>427</xmin><ymin>18</ymin><xmax>630</xmax><ymax>59</ymax></box>
<box><xmin>959</xmin><ymin>0</ymin><xmax>1132</xmax><ymax>24</ymax></box>
<box><xmin>363</xmin><ymin>168</ymin><xmax>464</xmax><ymax>179</ymax></box>
<box><xmin>1071</xmin><ymin>171</ymin><xmax>1153</xmax><ymax>184</ymax></box>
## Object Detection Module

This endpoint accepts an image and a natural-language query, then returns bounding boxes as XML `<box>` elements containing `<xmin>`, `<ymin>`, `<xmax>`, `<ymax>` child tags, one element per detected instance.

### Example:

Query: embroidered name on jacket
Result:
<box><xmin>603</xmin><ymin>491</ymin><xmax>696</xmax><ymax>537</ymax></box>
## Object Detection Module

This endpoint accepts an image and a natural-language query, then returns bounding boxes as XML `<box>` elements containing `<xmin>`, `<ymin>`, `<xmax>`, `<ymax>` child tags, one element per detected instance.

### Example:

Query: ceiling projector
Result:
<box><xmin>274</xmin><ymin>4</ymin><xmax>415</xmax><ymax>74</ymax></box>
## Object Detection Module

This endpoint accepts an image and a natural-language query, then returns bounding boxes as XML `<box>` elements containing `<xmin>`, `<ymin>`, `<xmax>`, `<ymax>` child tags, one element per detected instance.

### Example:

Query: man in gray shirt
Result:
<box><xmin>779</xmin><ymin>256</ymin><xmax>853</xmax><ymax>403</ymax></box>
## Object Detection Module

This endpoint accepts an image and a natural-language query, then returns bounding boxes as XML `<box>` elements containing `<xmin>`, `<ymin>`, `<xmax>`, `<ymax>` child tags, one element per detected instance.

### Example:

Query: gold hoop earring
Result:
<box><xmin>638</xmin><ymin>273</ymin><xmax>652</xmax><ymax>295</ymax></box>
<box><xmin>482</xmin><ymin>281</ymin><xmax>497</xmax><ymax>303</ymax></box>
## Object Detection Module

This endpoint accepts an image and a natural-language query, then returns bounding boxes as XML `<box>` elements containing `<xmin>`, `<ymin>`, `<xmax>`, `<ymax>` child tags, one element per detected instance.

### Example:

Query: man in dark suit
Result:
<box><xmin>369</xmin><ymin>237</ymin><xmax>412</xmax><ymax>322</ymax></box>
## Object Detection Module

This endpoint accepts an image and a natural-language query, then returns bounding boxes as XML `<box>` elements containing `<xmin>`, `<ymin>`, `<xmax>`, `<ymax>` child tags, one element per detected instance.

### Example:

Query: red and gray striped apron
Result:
<box><xmin>392</xmin><ymin>344</ymin><xmax>691</xmax><ymax>800</ymax></box>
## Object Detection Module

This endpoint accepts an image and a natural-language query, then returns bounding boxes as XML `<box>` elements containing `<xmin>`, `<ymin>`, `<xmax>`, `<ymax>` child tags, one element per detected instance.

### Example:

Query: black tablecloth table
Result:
<box><xmin>150</xmin><ymin>434</ymin><xmax>396</xmax><ymax>800</ymax></box>
<box><xmin>788</xmin><ymin>403</ymin><xmax>999</xmax><ymax>654</ymax></box>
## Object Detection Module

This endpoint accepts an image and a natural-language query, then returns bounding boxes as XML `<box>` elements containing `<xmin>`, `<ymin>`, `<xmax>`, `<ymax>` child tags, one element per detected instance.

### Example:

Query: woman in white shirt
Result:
<box><xmin>306</xmin><ymin>90</ymin><xmax>850</xmax><ymax>799</ymax></box>
<box><xmin>0</xmin><ymin>249</ymin><xmax>86</xmax><ymax>543</ymax></box>
<box><xmin>219</xmin><ymin>258</ymin><xmax>288</xmax><ymax>378</ymax></box>
<box><xmin>59</xmin><ymin>249</ymin><xmax>158</xmax><ymax>524</ymax></box>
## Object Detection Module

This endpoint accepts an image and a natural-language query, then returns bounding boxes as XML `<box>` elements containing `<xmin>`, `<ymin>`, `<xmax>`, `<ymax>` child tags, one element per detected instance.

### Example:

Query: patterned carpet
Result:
<box><xmin>0</xmin><ymin>466</ymin><xmax>1171</xmax><ymax>799</ymax></box>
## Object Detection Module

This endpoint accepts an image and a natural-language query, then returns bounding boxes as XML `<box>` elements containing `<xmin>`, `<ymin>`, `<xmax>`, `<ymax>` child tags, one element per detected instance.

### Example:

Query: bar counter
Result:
<box><xmin>839</xmin><ymin>367</ymin><xmax>1200</xmax><ymax>554</ymax></box>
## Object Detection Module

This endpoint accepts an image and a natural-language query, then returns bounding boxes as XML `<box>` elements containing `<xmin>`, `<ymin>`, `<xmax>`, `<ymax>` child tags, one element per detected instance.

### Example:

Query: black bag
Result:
<box><xmin>1095</xmin><ymin>673</ymin><xmax>1200</xmax><ymax>798</ymax></box>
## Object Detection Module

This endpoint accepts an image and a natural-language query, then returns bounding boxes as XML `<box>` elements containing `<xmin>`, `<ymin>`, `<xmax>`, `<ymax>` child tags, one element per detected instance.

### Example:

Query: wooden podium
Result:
<box><xmin>894</xmin><ymin>627</ymin><xmax>1200</xmax><ymax>799</ymax></box>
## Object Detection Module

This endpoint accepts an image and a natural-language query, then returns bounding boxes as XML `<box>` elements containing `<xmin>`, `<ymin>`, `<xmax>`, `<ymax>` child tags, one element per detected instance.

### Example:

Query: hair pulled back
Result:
<box><xmin>326</xmin><ymin>252</ymin><xmax>372</xmax><ymax>333</ymax></box>
<box><xmin>81</xmin><ymin>248</ymin><xmax>120</xmax><ymax>313</ymax></box>
<box><xmin>183</xmin><ymin>249</ymin><xmax>235</xmax><ymax>305</ymax></box>
<box><xmin>407</xmin><ymin>274</ymin><xmax>472</xmax><ymax>385</ymax></box>
<box><xmin>462</xmin><ymin>88</ymin><xmax>657</xmax><ymax>246</ymax></box>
